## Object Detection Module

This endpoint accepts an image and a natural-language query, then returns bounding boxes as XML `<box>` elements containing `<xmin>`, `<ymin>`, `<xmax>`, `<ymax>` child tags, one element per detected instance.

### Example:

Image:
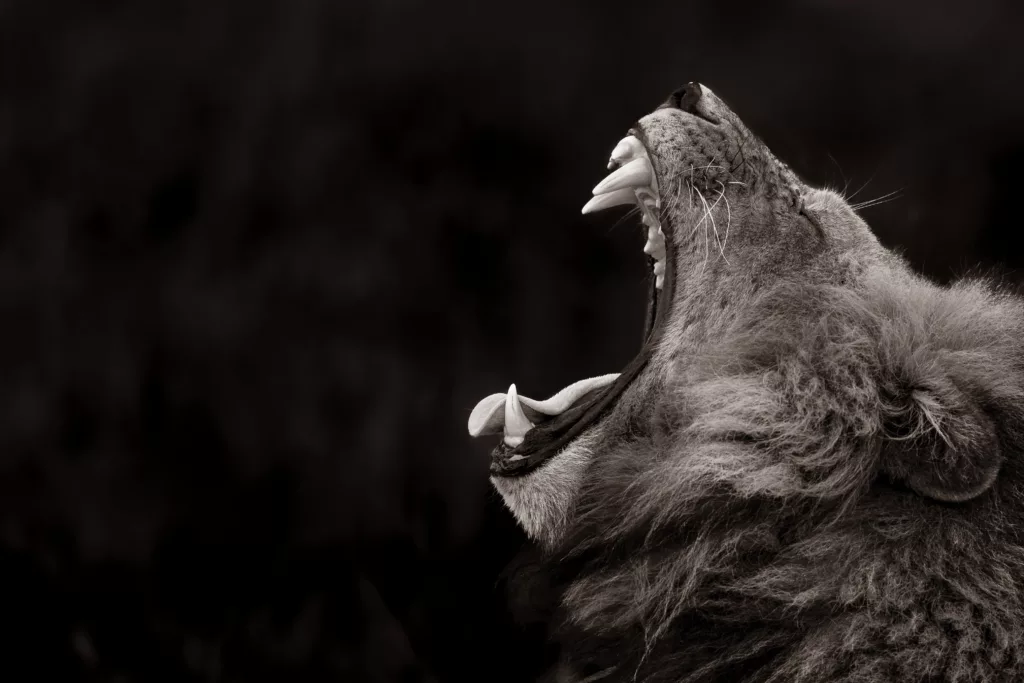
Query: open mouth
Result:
<box><xmin>468</xmin><ymin>132</ymin><xmax>676</xmax><ymax>477</ymax></box>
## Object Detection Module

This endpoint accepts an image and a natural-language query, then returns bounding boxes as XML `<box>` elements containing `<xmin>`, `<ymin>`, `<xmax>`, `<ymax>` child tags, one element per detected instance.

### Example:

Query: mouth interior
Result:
<box><xmin>467</xmin><ymin>134</ymin><xmax>674</xmax><ymax>477</ymax></box>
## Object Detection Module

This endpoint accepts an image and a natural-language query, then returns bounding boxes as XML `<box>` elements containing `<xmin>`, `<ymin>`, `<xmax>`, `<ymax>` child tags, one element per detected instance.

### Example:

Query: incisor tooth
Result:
<box><xmin>656</xmin><ymin>273</ymin><xmax>664</xmax><ymax>289</ymax></box>
<box><xmin>646</xmin><ymin>241</ymin><xmax>665</xmax><ymax>260</ymax></box>
<box><xmin>635</xmin><ymin>191</ymin><xmax>661</xmax><ymax>226</ymax></box>
<box><xmin>635</xmin><ymin>187</ymin><xmax>660</xmax><ymax>211</ymax></box>
<box><xmin>592</xmin><ymin>158</ymin><xmax>652</xmax><ymax>196</ymax></box>
<box><xmin>653</xmin><ymin>260</ymin><xmax>666</xmax><ymax>276</ymax></box>
<box><xmin>581</xmin><ymin>188</ymin><xmax>636</xmax><ymax>215</ymax></box>
<box><xmin>503</xmin><ymin>384</ymin><xmax>533</xmax><ymax>448</ymax></box>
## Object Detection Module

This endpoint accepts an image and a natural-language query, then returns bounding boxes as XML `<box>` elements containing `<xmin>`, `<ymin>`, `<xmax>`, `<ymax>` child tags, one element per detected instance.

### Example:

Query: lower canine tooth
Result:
<box><xmin>503</xmin><ymin>384</ymin><xmax>533</xmax><ymax>447</ymax></box>
<box><xmin>653</xmin><ymin>260</ymin><xmax>666</xmax><ymax>276</ymax></box>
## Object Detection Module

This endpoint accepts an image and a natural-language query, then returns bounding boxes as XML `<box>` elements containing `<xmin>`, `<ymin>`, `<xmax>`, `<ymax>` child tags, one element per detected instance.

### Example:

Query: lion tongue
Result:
<box><xmin>467</xmin><ymin>373</ymin><xmax>621</xmax><ymax>447</ymax></box>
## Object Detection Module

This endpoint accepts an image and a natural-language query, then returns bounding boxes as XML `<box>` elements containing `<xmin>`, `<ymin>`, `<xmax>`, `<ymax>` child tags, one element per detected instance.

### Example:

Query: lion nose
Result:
<box><xmin>662</xmin><ymin>82</ymin><xmax>703</xmax><ymax>112</ymax></box>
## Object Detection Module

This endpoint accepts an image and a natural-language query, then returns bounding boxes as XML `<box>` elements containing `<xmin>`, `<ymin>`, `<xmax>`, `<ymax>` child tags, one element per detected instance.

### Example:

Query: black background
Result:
<box><xmin>3</xmin><ymin>0</ymin><xmax>1024</xmax><ymax>681</ymax></box>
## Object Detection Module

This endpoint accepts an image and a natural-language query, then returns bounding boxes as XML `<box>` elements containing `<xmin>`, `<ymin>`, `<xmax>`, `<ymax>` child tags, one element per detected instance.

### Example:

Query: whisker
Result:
<box><xmin>827</xmin><ymin>152</ymin><xmax>850</xmax><ymax>198</ymax></box>
<box><xmin>851</xmin><ymin>189</ymin><xmax>902</xmax><ymax>211</ymax></box>
<box><xmin>704</xmin><ymin>182</ymin><xmax>728</xmax><ymax>264</ymax></box>
<box><xmin>669</xmin><ymin>177</ymin><xmax>684</xmax><ymax>215</ymax></box>
<box><xmin>852</xmin><ymin>199</ymin><xmax>897</xmax><ymax>211</ymax></box>
<box><xmin>667</xmin><ymin>164</ymin><xmax>729</xmax><ymax>184</ymax></box>
<box><xmin>704</xmin><ymin>156</ymin><xmax>720</xmax><ymax>177</ymax></box>
<box><xmin>688</xmin><ymin>165</ymin><xmax>695</xmax><ymax>207</ymax></box>
<box><xmin>846</xmin><ymin>172</ymin><xmax>877</xmax><ymax>202</ymax></box>
<box><xmin>604</xmin><ymin>205</ymin><xmax>643</xmax><ymax>235</ymax></box>
<box><xmin>692</xmin><ymin>185</ymin><xmax>713</xmax><ymax>275</ymax></box>
<box><xmin>718</xmin><ymin>181</ymin><xmax>733</xmax><ymax>258</ymax></box>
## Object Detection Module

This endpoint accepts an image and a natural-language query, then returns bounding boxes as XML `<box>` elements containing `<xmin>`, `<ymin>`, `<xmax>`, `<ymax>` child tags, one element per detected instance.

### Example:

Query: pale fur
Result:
<box><xmin>491</xmin><ymin>430</ymin><xmax>598</xmax><ymax>546</ymax></box>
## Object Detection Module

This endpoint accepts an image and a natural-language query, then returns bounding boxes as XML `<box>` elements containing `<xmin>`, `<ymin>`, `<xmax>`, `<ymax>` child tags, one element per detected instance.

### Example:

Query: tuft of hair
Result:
<box><xmin>545</xmin><ymin>267</ymin><xmax>1024</xmax><ymax>682</ymax></box>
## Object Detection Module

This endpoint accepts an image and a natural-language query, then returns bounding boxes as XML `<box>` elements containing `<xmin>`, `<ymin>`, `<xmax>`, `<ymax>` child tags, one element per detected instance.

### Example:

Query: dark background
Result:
<box><xmin>2</xmin><ymin>0</ymin><xmax>1024</xmax><ymax>680</ymax></box>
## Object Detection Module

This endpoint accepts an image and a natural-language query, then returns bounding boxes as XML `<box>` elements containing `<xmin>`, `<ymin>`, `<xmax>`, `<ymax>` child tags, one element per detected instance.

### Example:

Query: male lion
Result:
<box><xmin>468</xmin><ymin>83</ymin><xmax>1024</xmax><ymax>682</ymax></box>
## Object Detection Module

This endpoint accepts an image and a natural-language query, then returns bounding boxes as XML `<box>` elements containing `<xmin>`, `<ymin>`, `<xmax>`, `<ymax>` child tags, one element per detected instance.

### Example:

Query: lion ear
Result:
<box><xmin>881</xmin><ymin>387</ymin><xmax>1002</xmax><ymax>503</ymax></box>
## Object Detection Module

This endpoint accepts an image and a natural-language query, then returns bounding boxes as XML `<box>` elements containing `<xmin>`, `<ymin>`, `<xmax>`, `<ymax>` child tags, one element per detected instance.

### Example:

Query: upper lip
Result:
<box><xmin>628</xmin><ymin>126</ymin><xmax>651</xmax><ymax>155</ymax></box>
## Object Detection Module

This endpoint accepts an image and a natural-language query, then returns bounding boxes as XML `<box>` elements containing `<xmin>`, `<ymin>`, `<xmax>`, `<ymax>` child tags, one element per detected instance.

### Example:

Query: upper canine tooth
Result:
<box><xmin>581</xmin><ymin>188</ymin><xmax>637</xmax><ymax>215</ymax></box>
<box><xmin>609</xmin><ymin>136</ymin><xmax>645</xmax><ymax>166</ymax></box>
<box><xmin>592</xmin><ymin>158</ymin><xmax>652</xmax><ymax>196</ymax></box>
<box><xmin>503</xmin><ymin>384</ymin><xmax>533</xmax><ymax>448</ymax></box>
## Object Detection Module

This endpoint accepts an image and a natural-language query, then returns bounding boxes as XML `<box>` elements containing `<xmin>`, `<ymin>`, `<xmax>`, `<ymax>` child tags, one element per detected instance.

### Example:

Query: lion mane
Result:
<box><xmin>532</xmin><ymin>269</ymin><xmax>1024</xmax><ymax>682</ymax></box>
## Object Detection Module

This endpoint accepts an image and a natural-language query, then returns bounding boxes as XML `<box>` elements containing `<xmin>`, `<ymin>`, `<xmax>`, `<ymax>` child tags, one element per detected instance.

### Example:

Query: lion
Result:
<box><xmin>468</xmin><ymin>82</ymin><xmax>1024</xmax><ymax>682</ymax></box>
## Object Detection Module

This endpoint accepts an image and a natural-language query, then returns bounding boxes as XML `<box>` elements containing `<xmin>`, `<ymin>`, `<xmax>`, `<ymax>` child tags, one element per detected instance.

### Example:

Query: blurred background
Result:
<box><xmin>2</xmin><ymin>0</ymin><xmax>1023</xmax><ymax>680</ymax></box>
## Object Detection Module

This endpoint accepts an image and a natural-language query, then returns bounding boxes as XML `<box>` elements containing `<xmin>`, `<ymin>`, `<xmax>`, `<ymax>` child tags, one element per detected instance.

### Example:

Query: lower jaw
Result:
<box><xmin>490</xmin><ymin>249</ymin><xmax>675</xmax><ymax>478</ymax></box>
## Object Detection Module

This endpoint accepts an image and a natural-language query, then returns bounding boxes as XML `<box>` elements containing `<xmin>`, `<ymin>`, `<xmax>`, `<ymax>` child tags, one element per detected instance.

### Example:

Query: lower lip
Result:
<box><xmin>491</xmin><ymin>228</ymin><xmax>674</xmax><ymax>477</ymax></box>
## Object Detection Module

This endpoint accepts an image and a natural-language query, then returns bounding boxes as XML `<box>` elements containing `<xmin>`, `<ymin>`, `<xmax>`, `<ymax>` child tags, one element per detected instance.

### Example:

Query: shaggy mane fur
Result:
<box><xmin>546</xmin><ymin>267</ymin><xmax>1024</xmax><ymax>682</ymax></box>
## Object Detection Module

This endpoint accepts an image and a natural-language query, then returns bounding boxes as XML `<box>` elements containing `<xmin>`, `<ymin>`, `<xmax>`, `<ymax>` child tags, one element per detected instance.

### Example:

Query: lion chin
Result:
<box><xmin>468</xmin><ymin>82</ymin><xmax>1024</xmax><ymax>682</ymax></box>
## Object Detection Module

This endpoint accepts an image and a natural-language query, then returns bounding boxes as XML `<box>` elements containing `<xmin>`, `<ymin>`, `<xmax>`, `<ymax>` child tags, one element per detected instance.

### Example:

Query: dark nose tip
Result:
<box><xmin>664</xmin><ymin>81</ymin><xmax>703</xmax><ymax>111</ymax></box>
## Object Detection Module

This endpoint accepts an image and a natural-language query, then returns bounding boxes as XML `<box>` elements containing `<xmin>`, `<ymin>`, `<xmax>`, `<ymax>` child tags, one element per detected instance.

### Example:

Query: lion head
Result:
<box><xmin>468</xmin><ymin>83</ymin><xmax>1024</xmax><ymax>681</ymax></box>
